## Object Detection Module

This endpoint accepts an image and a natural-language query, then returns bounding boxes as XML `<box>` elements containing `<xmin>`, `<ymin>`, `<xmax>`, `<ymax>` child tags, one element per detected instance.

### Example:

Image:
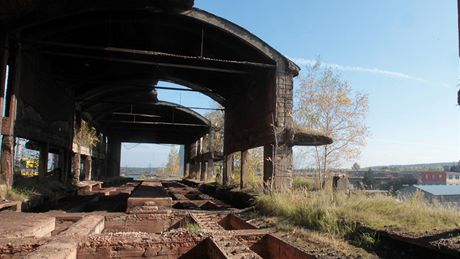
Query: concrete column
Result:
<box><xmin>207</xmin><ymin>158</ymin><xmax>214</xmax><ymax>182</ymax></box>
<box><xmin>0</xmin><ymin>136</ymin><xmax>14</xmax><ymax>187</ymax></box>
<box><xmin>0</xmin><ymin>26</ymin><xmax>8</xmax><ymax>122</ymax></box>
<box><xmin>207</xmin><ymin>128</ymin><xmax>215</xmax><ymax>180</ymax></box>
<box><xmin>83</xmin><ymin>156</ymin><xmax>92</xmax><ymax>181</ymax></box>
<box><xmin>183</xmin><ymin>144</ymin><xmax>191</xmax><ymax>178</ymax></box>
<box><xmin>38</xmin><ymin>142</ymin><xmax>49</xmax><ymax>180</ymax></box>
<box><xmin>107</xmin><ymin>137</ymin><xmax>121</xmax><ymax>177</ymax></box>
<box><xmin>273</xmin><ymin>71</ymin><xmax>295</xmax><ymax>190</ymax></box>
<box><xmin>200</xmin><ymin>161</ymin><xmax>206</xmax><ymax>182</ymax></box>
<box><xmin>58</xmin><ymin>148</ymin><xmax>69</xmax><ymax>183</ymax></box>
<box><xmin>0</xmin><ymin>43</ymin><xmax>19</xmax><ymax>188</ymax></box>
<box><xmin>272</xmin><ymin>144</ymin><xmax>293</xmax><ymax>190</ymax></box>
<box><xmin>184</xmin><ymin>162</ymin><xmax>190</xmax><ymax>178</ymax></box>
<box><xmin>240</xmin><ymin>150</ymin><xmax>249</xmax><ymax>189</ymax></box>
<box><xmin>223</xmin><ymin>154</ymin><xmax>233</xmax><ymax>186</ymax></box>
<box><xmin>71</xmin><ymin>152</ymin><xmax>81</xmax><ymax>185</ymax></box>
<box><xmin>194</xmin><ymin>161</ymin><xmax>201</xmax><ymax>180</ymax></box>
<box><xmin>263</xmin><ymin>144</ymin><xmax>293</xmax><ymax>191</ymax></box>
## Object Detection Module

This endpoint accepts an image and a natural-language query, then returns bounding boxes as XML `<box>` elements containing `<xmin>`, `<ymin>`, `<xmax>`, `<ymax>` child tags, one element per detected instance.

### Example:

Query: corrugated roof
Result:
<box><xmin>415</xmin><ymin>185</ymin><xmax>460</xmax><ymax>196</ymax></box>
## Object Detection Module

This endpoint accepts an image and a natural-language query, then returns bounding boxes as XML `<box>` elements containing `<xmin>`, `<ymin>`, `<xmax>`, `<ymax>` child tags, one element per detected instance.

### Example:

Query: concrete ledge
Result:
<box><xmin>25</xmin><ymin>215</ymin><xmax>104</xmax><ymax>259</ymax></box>
<box><xmin>0</xmin><ymin>200</ymin><xmax>21</xmax><ymax>211</ymax></box>
<box><xmin>0</xmin><ymin>211</ymin><xmax>55</xmax><ymax>238</ymax></box>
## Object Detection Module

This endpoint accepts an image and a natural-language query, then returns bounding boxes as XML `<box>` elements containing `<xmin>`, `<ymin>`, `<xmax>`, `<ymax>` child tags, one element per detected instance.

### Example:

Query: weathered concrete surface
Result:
<box><xmin>25</xmin><ymin>215</ymin><xmax>104</xmax><ymax>259</ymax></box>
<box><xmin>78</xmin><ymin>232</ymin><xmax>206</xmax><ymax>259</ymax></box>
<box><xmin>0</xmin><ymin>211</ymin><xmax>55</xmax><ymax>238</ymax></box>
<box><xmin>250</xmin><ymin>234</ymin><xmax>316</xmax><ymax>259</ymax></box>
<box><xmin>127</xmin><ymin>181</ymin><xmax>173</xmax><ymax>213</ymax></box>
<box><xmin>104</xmin><ymin>213</ymin><xmax>183</xmax><ymax>234</ymax></box>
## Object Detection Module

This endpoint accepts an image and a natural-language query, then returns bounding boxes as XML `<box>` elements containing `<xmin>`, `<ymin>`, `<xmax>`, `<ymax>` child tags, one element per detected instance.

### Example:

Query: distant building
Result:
<box><xmin>398</xmin><ymin>185</ymin><xmax>460</xmax><ymax>208</ymax></box>
<box><xmin>418</xmin><ymin>172</ymin><xmax>446</xmax><ymax>185</ymax></box>
<box><xmin>447</xmin><ymin>172</ymin><xmax>460</xmax><ymax>185</ymax></box>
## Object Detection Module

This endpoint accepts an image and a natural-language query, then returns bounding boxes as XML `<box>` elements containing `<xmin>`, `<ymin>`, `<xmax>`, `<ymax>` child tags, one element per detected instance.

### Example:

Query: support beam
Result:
<box><xmin>0</xmin><ymin>136</ymin><xmax>14</xmax><ymax>187</ymax></box>
<box><xmin>223</xmin><ymin>154</ymin><xmax>233</xmax><ymax>186</ymax></box>
<box><xmin>200</xmin><ymin>161</ymin><xmax>206</xmax><ymax>182</ymax></box>
<box><xmin>0</xmin><ymin>44</ymin><xmax>19</xmax><ymax>188</ymax></box>
<box><xmin>107</xmin><ymin>137</ymin><xmax>121</xmax><ymax>177</ymax></box>
<box><xmin>184</xmin><ymin>162</ymin><xmax>190</xmax><ymax>178</ymax></box>
<box><xmin>83</xmin><ymin>156</ymin><xmax>92</xmax><ymax>181</ymax></box>
<box><xmin>71</xmin><ymin>152</ymin><xmax>81</xmax><ymax>185</ymax></box>
<box><xmin>240</xmin><ymin>150</ymin><xmax>249</xmax><ymax>189</ymax></box>
<box><xmin>263</xmin><ymin>144</ymin><xmax>293</xmax><ymax>191</ymax></box>
<box><xmin>38</xmin><ymin>142</ymin><xmax>49</xmax><ymax>180</ymax></box>
<box><xmin>207</xmin><ymin>128</ymin><xmax>215</xmax><ymax>180</ymax></box>
<box><xmin>272</xmin><ymin>144</ymin><xmax>293</xmax><ymax>190</ymax></box>
<box><xmin>0</xmin><ymin>26</ymin><xmax>8</xmax><ymax>122</ymax></box>
<box><xmin>183</xmin><ymin>144</ymin><xmax>190</xmax><ymax>178</ymax></box>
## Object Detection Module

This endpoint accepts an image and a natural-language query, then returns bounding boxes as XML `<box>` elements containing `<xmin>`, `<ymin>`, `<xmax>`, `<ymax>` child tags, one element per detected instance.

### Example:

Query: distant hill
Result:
<box><xmin>364</xmin><ymin>162</ymin><xmax>459</xmax><ymax>172</ymax></box>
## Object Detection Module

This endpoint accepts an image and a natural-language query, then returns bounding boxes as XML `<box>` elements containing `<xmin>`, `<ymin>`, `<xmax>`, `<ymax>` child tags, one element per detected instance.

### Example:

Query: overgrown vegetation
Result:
<box><xmin>11</xmin><ymin>175</ymin><xmax>72</xmax><ymax>199</ymax></box>
<box><xmin>292</xmin><ymin>176</ymin><xmax>318</xmax><ymax>190</ymax></box>
<box><xmin>185</xmin><ymin>223</ymin><xmax>202</xmax><ymax>233</ymax></box>
<box><xmin>276</xmin><ymin>223</ymin><xmax>375</xmax><ymax>258</ymax></box>
<box><xmin>0</xmin><ymin>184</ymin><xmax>36</xmax><ymax>201</ymax></box>
<box><xmin>74</xmin><ymin>120</ymin><xmax>100</xmax><ymax>148</ymax></box>
<box><xmin>256</xmin><ymin>189</ymin><xmax>460</xmax><ymax>235</ymax></box>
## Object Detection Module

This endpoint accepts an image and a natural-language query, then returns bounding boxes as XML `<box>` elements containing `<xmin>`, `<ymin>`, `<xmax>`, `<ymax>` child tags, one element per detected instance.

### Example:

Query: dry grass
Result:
<box><xmin>292</xmin><ymin>176</ymin><xmax>319</xmax><ymax>190</ymax></box>
<box><xmin>277</xmin><ymin>223</ymin><xmax>376</xmax><ymax>258</ymax></box>
<box><xmin>256</xmin><ymin>189</ymin><xmax>460</xmax><ymax>235</ymax></box>
<box><xmin>0</xmin><ymin>184</ymin><xmax>37</xmax><ymax>201</ymax></box>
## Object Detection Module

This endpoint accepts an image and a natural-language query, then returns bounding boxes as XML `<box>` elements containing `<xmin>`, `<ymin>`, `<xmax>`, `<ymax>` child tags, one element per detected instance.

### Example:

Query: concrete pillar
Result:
<box><xmin>184</xmin><ymin>162</ymin><xmax>190</xmax><ymax>178</ymax></box>
<box><xmin>0</xmin><ymin>25</ymin><xmax>8</xmax><ymax>122</ymax></box>
<box><xmin>272</xmin><ymin>144</ymin><xmax>293</xmax><ymax>190</ymax></box>
<box><xmin>71</xmin><ymin>152</ymin><xmax>80</xmax><ymax>185</ymax></box>
<box><xmin>263</xmin><ymin>144</ymin><xmax>293</xmax><ymax>191</ymax></box>
<box><xmin>272</xmin><ymin>70</ymin><xmax>295</xmax><ymax>190</ymax></box>
<box><xmin>107</xmin><ymin>137</ymin><xmax>121</xmax><ymax>177</ymax></box>
<box><xmin>207</xmin><ymin>128</ymin><xmax>215</xmax><ymax>180</ymax></box>
<box><xmin>57</xmin><ymin>148</ymin><xmax>69</xmax><ymax>183</ymax></box>
<box><xmin>83</xmin><ymin>156</ymin><xmax>92</xmax><ymax>181</ymax></box>
<box><xmin>200</xmin><ymin>161</ymin><xmax>206</xmax><ymax>182</ymax></box>
<box><xmin>0</xmin><ymin>43</ymin><xmax>19</xmax><ymax>188</ymax></box>
<box><xmin>240</xmin><ymin>150</ymin><xmax>249</xmax><ymax>189</ymax></box>
<box><xmin>194</xmin><ymin>161</ymin><xmax>201</xmax><ymax>180</ymax></box>
<box><xmin>38</xmin><ymin>142</ymin><xmax>49</xmax><ymax>180</ymax></box>
<box><xmin>207</xmin><ymin>158</ymin><xmax>214</xmax><ymax>182</ymax></box>
<box><xmin>183</xmin><ymin>144</ymin><xmax>191</xmax><ymax>178</ymax></box>
<box><xmin>0</xmin><ymin>136</ymin><xmax>14</xmax><ymax>187</ymax></box>
<box><xmin>223</xmin><ymin>154</ymin><xmax>233</xmax><ymax>186</ymax></box>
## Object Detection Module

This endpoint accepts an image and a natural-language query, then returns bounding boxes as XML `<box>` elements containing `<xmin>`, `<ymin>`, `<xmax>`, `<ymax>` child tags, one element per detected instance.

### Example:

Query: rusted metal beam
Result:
<box><xmin>23</xmin><ymin>39</ymin><xmax>276</xmax><ymax>68</ymax></box>
<box><xmin>111</xmin><ymin>112</ymin><xmax>161</xmax><ymax>118</ymax></box>
<box><xmin>100</xmin><ymin>121</ymin><xmax>208</xmax><ymax>127</ymax></box>
<box><xmin>40</xmin><ymin>50</ymin><xmax>250</xmax><ymax>74</ymax></box>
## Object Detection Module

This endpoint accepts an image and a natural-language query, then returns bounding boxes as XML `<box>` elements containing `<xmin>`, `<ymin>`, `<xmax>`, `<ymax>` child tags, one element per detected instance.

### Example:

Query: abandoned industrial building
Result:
<box><xmin>0</xmin><ymin>1</ymin><xmax>338</xmax><ymax>258</ymax></box>
<box><xmin>1</xmin><ymin>1</ymin><xmax>459</xmax><ymax>258</ymax></box>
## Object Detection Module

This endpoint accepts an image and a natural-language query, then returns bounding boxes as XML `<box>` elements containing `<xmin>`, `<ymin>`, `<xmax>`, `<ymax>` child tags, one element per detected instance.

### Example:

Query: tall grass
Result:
<box><xmin>256</xmin><ymin>189</ymin><xmax>460</xmax><ymax>235</ymax></box>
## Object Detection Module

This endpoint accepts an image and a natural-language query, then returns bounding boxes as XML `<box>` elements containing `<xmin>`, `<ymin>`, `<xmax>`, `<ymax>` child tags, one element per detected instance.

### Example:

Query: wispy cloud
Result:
<box><xmin>290</xmin><ymin>58</ymin><xmax>454</xmax><ymax>89</ymax></box>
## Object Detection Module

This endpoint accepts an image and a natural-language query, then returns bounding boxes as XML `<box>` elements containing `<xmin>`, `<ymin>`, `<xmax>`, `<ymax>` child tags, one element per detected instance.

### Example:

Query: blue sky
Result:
<box><xmin>122</xmin><ymin>0</ymin><xmax>460</xmax><ymax>168</ymax></box>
